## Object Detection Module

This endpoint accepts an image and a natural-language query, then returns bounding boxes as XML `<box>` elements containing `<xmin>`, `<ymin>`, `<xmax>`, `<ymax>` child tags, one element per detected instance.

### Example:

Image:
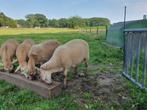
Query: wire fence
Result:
<box><xmin>80</xmin><ymin>26</ymin><xmax>108</xmax><ymax>37</ymax></box>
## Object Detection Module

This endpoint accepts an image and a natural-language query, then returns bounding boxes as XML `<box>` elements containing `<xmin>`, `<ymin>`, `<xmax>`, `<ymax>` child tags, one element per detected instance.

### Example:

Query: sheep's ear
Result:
<box><xmin>32</xmin><ymin>51</ymin><xmax>38</xmax><ymax>56</ymax></box>
<box><xmin>32</xmin><ymin>52</ymin><xmax>38</xmax><ymax>59</ymax></box>
<box><xmin>32</xmin><ymin>54</ymin><xmax>37</xmax><ymax>58</ymax></box>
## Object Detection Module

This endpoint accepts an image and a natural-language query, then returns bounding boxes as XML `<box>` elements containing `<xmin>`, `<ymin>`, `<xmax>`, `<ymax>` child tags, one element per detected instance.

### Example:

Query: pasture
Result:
<box><xmin>0</xmin><ymin>28</ymin><xmax>146</xmax><ymax>110</ymax></box>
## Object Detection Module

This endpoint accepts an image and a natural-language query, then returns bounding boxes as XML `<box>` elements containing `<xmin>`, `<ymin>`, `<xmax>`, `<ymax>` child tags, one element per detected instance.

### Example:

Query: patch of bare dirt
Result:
<box><xmin>65</xmin><ymin>72</ymin><xmax>132</xmax><ymax>107</ymax></box>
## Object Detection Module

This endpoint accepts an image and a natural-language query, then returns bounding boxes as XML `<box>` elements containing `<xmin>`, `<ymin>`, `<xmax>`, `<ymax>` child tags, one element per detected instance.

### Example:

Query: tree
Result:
<box><xmin>47</xmin><ymin>16</ymin><xmax>110</xmax><ymax>28</ymax></box>
<box><xmin>16</xmin><ymin>19</ymin><xmax>30</xmax><ymax>27</ymax></box>
<box><xmin>35</xmin><ymin>14</ymin><xmax>48</xmax><ymax>27</ymax></box>
<box><xmin>68</xmin><ymin>16</ymin><xmax>85</xmax><ymax>28</ymax></box>
<box><xmin>0</xmin><ymin>12</ymin><xmax>17</xmax><ymax>28</ymax></box>
<box><xmin>25</xmin><ymin>14</ymin><xmax>36</xmax><ymax>27</ymax></box>
<box><xmin>0</xmin><ymin>12</ymin><xmax>111</xmax><ymax>28</ymax></box>
<box><xmin>58</xmin><ymin>18</ymin><xmax>68</xmax><ymax>28</ymax></box>
<box><xmin>25</xmin><ymin>13</ymin><xmax>48</xmax><ymax>27</ymax></box>
<box><xmin>48</xmin><ymin>19</ymin><xmax>59</xmax><ymax>27</ymax></box>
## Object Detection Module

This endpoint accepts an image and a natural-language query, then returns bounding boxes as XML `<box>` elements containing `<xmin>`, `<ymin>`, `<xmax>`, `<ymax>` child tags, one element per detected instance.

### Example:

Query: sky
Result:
<box><xmin>0</xmin><ymin>0</ymin><xmax>147</xmax><ymax>23</ymax></box>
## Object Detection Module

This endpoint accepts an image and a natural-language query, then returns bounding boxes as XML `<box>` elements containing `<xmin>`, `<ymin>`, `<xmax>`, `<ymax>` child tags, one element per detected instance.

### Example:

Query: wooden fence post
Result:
<box><xmin>106</xmin><ymin>25</ymin><xmax>108</xmax><ymax>37</ymax></box>
<box><xmin>97</xmin><ymin>26</ymin><xmax>99</xmax><ymax>35</ymax></box>
<box><xmin>90</xmin><ymin>27</ymin><xmax>91</xmax><ymax>33</ymax></box>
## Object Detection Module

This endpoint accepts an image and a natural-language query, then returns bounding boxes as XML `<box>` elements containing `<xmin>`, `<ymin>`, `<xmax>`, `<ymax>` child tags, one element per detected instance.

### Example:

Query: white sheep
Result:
<box><xmin>28</xmin><ymin>40</ymin><xmax>60</xmax><ymax>77</ymax></box>
<box><xmin>40</xmin><ymin>39</ymin><xmax>89</xmax><ymax>87</ymax></box>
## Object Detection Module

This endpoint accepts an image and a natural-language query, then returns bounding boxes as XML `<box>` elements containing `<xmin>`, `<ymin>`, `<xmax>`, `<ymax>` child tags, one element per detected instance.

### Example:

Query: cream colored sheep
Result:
<box><xmin>15</xmin><ymin>39</ymin><xmax>34</xmax><ymax>73</ymax></box>
<box><xmin>40</xmin><ymin>39</ymin><xmax>89</xmax><ymax>87</ymax></box>
<box><xmin>28</xmin><ymin>40</ymin><xmax>60</xmax><ymax>77</ymax></box>
<box><xmin>0</xmin><ymin>39</ymin><xmax>19</xmax><ymax>71</ymax></box>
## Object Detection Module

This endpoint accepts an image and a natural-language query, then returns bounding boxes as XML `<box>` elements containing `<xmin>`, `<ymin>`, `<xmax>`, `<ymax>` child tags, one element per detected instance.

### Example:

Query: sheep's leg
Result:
<box><xmin>12</xmin><ymin>59</ymin><xmax>18</xmax><ymax>64</ymax></box>
<box><xmin>15</xmin><ymin>65</ymin><xmax>21</xmax><ymax>73</ymax></box>
<box><xmin>63</xmin><ymin>69</ymin><xmax>68</xmax><ymax>88</ymax></box>
<box><xmin>73</xmin><ymin>66</ymin><xmax>78</xmax><ymax>75</ymax></box>
<box><xmin>73</xmin><ymin>66</ymin><xmax>78</xmax><ymax>78</ymax></box>
<box><xmin>84</xmin><ymin>59</ymin><xmax>88</xmax><ymax>76</ymax></box>
<box><xmin>74</xmin><ymin>66</ymin><xmax>77</xmax><ymax>75</ymax></box>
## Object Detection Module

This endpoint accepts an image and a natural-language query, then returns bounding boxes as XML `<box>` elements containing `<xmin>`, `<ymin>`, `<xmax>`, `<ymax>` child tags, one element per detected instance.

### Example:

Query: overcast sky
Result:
<box><xmin>0</xmin><ymin>0</ymin><xmax>147</xmax><ymax>23</ymax></box>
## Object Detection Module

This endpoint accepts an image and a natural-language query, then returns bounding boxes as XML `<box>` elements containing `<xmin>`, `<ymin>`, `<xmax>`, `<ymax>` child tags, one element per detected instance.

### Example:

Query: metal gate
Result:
<box><xmin>123</xmin><ymin>28</ymin><xmax>147</xmax><ymax>91</ymax></box>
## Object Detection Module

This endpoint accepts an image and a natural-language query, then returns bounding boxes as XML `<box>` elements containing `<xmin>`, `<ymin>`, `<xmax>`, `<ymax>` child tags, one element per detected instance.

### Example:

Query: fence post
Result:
<box><xmin>97</xmin><ymin>26</ymin><xmax>99</xmax><ymax>35</ymax></box>
<box><xmin>90</xmin><ymin>27</ymin><xmax>91</xmax><ymax>33</ymax></box>
<box><xmin>106</xmin><ymin>25</ymin><xmax>108</xmax><ymax>37</ymax></box>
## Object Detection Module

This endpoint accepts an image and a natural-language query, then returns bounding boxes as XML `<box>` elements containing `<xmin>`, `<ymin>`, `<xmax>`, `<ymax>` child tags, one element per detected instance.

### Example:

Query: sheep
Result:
<box><xmin>15</xmin><ymin>39</ymin><xmax>34</xmax><ymax>73</ymax></box>
<box><xmin>40</xmin><ymin>39</ymin><xmax>89</xmax><ymax>88</ymax></box>
<box><xmin>0</xmin><ymin>39</ymin><xmax>19</xmax><ymax>71</ymax></box>
<box><xmin>28</xmin><ymin>40</ymin><xmax>60</xmax><ymax>77</ymax></box>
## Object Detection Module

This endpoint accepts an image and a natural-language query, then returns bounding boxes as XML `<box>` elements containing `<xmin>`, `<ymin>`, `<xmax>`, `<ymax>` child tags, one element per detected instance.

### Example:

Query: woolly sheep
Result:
<box><xmin>0</xmin><ymin>39</ymin><xmax>19</xmax><ymax>71</ymax></box>
<box><xmin>15</xmin><ymin>39</ymin><xmax>34</xmax><ymax>73</ymax></box>
<box><xmin>28</xmin><ymin>40</ymin><xmax>60</xmax><ymax>77</ymax></box>
<box><xmin>40</xmin><ymin>39</ymin><xmax>89</xmax><ymax>87</ymax></box>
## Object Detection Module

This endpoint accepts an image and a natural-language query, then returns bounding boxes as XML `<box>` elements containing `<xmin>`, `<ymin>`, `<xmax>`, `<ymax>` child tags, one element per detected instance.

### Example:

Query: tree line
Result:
<box><xmin>0</xmin><ymin>12</ymin><xmax>111</xmax><ymax>28</ymax></box>
<box><xmin>0</xmin><ymin>12</ymin><xmax>17</xmax><ymax>28</ymax></box>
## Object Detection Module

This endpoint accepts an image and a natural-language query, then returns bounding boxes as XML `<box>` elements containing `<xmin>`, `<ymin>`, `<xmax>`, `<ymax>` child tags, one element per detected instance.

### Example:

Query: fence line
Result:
<box><xmin>80</xmin><ymin>26</ymin><xmax>107</xmax><ymax>36</ymax></box>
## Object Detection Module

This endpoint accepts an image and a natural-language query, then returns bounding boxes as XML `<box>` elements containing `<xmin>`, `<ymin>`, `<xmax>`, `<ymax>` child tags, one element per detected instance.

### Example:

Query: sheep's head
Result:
<box><xmin>28</xmin><ymin>55</ymin><xmax>37</xmax><ymax>77</ymax></box>
<box><xmin>40</xmin><ymin>64</ymin><xmax>64</xmax><ymax>84</ymax></box>
<box><xmin>2</xmin><ymin>56</ymin><xmax>13</xmax><ymax>72</ymax></box>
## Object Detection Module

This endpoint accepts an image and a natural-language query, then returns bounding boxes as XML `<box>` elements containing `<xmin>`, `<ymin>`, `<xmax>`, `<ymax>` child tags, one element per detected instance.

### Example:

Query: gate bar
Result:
<box><xmin>122</xmin><ymin>72</ymin><xmax>147</xmax><ymax>91</ymax></box>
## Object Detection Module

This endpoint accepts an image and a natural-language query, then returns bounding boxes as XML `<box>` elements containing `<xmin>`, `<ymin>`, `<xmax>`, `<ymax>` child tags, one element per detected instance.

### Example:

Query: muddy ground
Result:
<box><xmin>65</xmin><ymin>72</ymin><xmax>132</xmax><ymax>108</ymax></box>
<box><xmin>51</xmin><ymin>64</ymin><xmax>132</xmax><ymax>108</ymax></box>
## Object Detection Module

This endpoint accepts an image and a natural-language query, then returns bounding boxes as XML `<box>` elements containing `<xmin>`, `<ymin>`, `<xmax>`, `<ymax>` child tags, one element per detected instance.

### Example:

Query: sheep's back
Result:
<box><xmin>41</xmin><ymin>40</ymin><xmax>60</xmax><ymax>59</ymax></box>
<box><xmin>54</xmin><ymin>39</ymin><xmax>89</xmax><ymax>67</ymax></box>
<box><xmin>65</xmin><ymin>39</ymin><xmax>89</xmax><ymax>61</ymax></box>
<box><xmin>1</xmin><ymin>39</ymin><xmax>19</xmax><ymax>58</ymax></box>
<box><xmin>28</xmin><ymin>40</ymin><xmax>60</xmax><ymax>64</ymax></box>
<box><xmin>16</xmin><ymin>40</ymin><xmax>34</xmax><ymax>62</ymax></box>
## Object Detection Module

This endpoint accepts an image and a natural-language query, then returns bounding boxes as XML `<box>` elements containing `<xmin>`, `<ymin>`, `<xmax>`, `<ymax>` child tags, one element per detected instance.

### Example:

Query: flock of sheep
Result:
<box><xmin>0</xmin><ymin>38</ymin><xmax>89</xmax><ymax>88</ymax></box>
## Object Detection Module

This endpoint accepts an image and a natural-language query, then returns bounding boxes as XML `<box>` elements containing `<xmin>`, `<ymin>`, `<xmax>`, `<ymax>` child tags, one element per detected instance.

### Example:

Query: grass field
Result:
<box><xmin>0</xmin><ymin>28</ymin><xmax>78</xmax><ymax>35</ymax></box>
<box><xmin>0</xmin><ymin>28</ymin><xmax>147</xmax><ymax>110</ymax></box>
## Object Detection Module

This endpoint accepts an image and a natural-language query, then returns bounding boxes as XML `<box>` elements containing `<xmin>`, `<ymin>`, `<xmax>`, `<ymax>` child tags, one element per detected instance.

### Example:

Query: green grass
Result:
<box><xmin>0</xmin><ymin>28</ymin><xmax>146</xmax><ymax>110</ymax></box>
<box><xmin>83</xmin><ymin>26</ymin><xmax>106</xmax><ymax>30</ymax></box>
<box><xmin>0</xmin><ymin>28</ymin><xmax>78</xmax><ymax>35</ymax></box>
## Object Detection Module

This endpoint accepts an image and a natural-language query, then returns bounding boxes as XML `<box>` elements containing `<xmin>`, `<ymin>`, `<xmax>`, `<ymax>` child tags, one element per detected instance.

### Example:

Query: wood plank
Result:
<box><xmin>0</xmin><ymin>71</ymin><xmax>62</xmax><ymax>99</ymax></box>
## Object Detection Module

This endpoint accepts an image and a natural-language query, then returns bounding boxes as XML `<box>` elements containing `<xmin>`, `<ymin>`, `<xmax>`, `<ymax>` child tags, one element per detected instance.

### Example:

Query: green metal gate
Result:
<box><xmin>123</xmin><ymin>28</ymin><xmax>147</xmax><ymax>90</ymax></box>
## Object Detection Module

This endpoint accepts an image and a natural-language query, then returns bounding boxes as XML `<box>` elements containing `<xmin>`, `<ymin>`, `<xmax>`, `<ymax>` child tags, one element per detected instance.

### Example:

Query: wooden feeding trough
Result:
<box><xmin>0</xmin><ymin>71</ymin><xmax>62</xmax><ymax>99</ymax></box>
